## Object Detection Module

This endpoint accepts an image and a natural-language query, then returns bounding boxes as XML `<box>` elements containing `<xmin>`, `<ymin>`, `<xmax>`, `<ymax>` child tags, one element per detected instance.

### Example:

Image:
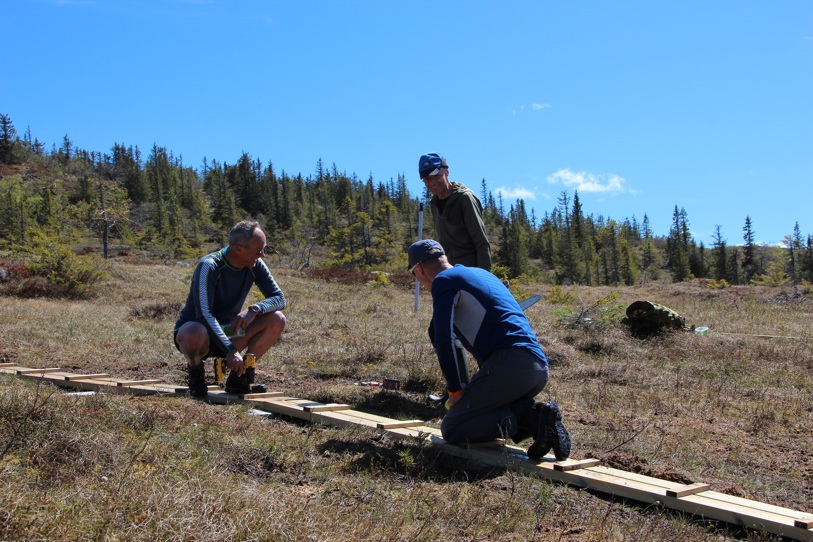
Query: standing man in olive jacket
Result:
<box><xmin>419</xmin><ymin>153</ymin><xmax>492</xmax><ymax>271</ymax></box>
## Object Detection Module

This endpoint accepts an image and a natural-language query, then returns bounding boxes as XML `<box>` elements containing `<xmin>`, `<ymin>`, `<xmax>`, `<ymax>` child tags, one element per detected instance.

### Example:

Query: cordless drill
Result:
<box><xmin>213</xmin><ymin>353</ymin><xmax>256</xmax><ymax>384</ymax></box>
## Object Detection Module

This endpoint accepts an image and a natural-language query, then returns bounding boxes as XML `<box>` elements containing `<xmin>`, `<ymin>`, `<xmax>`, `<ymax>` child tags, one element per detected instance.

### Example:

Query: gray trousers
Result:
<box><xmin>440</xmin><ymin>348</ymin><xmax>548</xmax><ymax>444</ymax></box>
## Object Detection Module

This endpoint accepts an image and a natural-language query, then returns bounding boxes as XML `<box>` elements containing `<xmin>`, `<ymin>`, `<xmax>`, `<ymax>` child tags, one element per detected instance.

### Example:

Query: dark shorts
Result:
<box><xmin>173</xmin><ymin>323</ymin><xmax>229</xmax><ymax>360</ymax></box>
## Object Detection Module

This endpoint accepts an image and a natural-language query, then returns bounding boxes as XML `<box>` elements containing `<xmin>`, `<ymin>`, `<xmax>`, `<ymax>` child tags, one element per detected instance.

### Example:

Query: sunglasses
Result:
<box><xmin>237</xmin><ymin>244</ymin><xmax>266</xmax><ymax>256</ymax></box>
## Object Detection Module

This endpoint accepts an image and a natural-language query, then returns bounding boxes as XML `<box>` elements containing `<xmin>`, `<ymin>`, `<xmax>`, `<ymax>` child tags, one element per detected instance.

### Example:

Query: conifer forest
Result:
<box><xmin>1</xmin><ymin>112</ymin><xmax>811</xmax><ymax>289</ymax></box>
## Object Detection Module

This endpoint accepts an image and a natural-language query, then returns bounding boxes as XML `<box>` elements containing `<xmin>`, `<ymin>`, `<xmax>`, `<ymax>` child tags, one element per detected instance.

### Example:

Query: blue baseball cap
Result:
<box><xmin>408</xmin><ymin>239</ymin><xmax>445</xmax><ymax>272</ymax></box>
<box><xmin>418</xmin><ymin>153</ymin><xmax>448</xmax><ymax>179</ymax></box>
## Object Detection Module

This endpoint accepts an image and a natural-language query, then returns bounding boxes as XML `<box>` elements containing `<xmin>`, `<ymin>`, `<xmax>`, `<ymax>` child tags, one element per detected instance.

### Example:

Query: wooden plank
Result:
<box><xmin>303</xmin><ymin>403</ymin><xmax>351</xmax><ymax>413</ymax></box>
<box><xmin>336</xmin><ymin>408</ymin><xmax>420</xmax><ymax>426</ymax></box>
<box><xmin>17</xmin><ymin>368</ymin><xmax>63</xmax><ymax>375</ymax></box>
<box><xmin>205</xmin><ymin>390</ymin><xmax>285</xmax><ymax>401</ymax></box>
<box><xmin>116</xmin><ymin>379</ymin><xmax>164</xmax><ymax>386</ymax></box>
<box><xmin>49</xmin><ymin>376</ymin><xmax>171</xmax><ymax>396</ymax></box>
<box><xmin>64</xmin><ymin>373</ymin><xmax>110</xmax><ymax>381</ymax></box>
<box><xmin>666</xmin><ymin>482</ymin><xmax>711</xmax><ymax>498</ymax></box>
<box><xmin>554</xmin><ymin>458</ymin><xmax>601</xmax><ymax>471</ymax></box>
<box><xmin>124</xmin><ymin>383</ymin><xmax>178</xmax><ymax>394</ymax></box>
<box><xmin>534</xmin><ymin>465</ymin><xmax>813</xmax><ymax>540</ymax></box>
<box><xmin>376</xmin><ymin>420</ymin><xmax>425</xmax><ymax>430</ymax></box>
<box><xmin>65</xmin><ymin>377</ymin><xmax>118</xmax><ymax>386</ymax></box>
<box><xmin>586</xmin><ymin>465</ymin><xmax>686</xmax><ymax>493</ymax></box>
<box><xmin>682</xmin><ymin>490</ymin><xmax>813</xmax><ymax>528</ymax></box>
<box><xmin>21</xmin><ymin>371</ymin><xmax>74</xmax><ymax>382</ymax></box>
<box><xmin>243</xmin><ymin>391</ymin><xmax>285</xmax><ymax>399</ymax></box>
<box><xmin>252</xmin><ymin>398</ymin><xmax>315</xmax><ymax>421</ymax></box>
<box><xmin>46</xmin><ymin>374</ymin><xmax>110</xmax><ymax>386</ymax></box>
<box><xmin>379</xmin><ymin>425</ymin><xmax>443</xmax><ymax>441</ymax></box>
<box><xmin>794</xmin><ymin>516</ymin><xmax>813</xmax><ymax>529</ymax></box>
<box><xmin>675</xmin><ymin>492</ymin><xmax>811</xmax><ymax>537</ymax></box>
<box><xmin>0</xmin><ymin>363</ymin><xmax>19</xmax><ymax>368</ymax></box>
<box><xmin>312</xmin><ymin>409</ymin><xmax>381</xmax><ymax>429</ymax></box>
<box><xmin>684</xmin><ymin>487</ymin><xmax>813</xmax><ymax>519</ymax></box>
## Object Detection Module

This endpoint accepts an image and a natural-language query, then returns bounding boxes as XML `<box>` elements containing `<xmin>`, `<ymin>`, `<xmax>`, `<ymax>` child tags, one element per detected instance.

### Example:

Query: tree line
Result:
<box><xmin>2</xmin><ymin>112</ymin><xmax>811</xmax><ymax>288</ymax></box>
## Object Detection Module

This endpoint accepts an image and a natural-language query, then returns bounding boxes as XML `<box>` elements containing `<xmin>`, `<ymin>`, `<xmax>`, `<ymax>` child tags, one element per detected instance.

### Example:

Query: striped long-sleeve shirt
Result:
<box><xmin>174</xmin><ymin>248</ymin><xmax>285</xmax><ymax>354</ymax></box>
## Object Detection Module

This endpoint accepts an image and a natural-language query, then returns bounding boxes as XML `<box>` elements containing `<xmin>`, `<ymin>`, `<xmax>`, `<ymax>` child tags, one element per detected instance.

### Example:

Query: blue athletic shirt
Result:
<box><xmin>431</xmin><ymin>265</ymin><xmax>547</xmax><ymax>393</ymax></box>
<box><xmin>174</xmin><ymin>247</ymin><xmax>286</xmax><ymax>354</ymax></box>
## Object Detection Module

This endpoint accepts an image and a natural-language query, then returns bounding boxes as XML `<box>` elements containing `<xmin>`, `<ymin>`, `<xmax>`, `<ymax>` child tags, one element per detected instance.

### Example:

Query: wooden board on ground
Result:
<box><xmin>117</xmin><ymin>379</ymin><xmax>165</xmax><ymax>387</ymax></box>
<box><xmin>64</xmin><ymin>374</ymin><xmax>110</xmax><ymax>381</ymax></box>
<box><xmin>3</xmin><ymin>364</ymin><xmax>811</xmax><ymax>542</ymax></box>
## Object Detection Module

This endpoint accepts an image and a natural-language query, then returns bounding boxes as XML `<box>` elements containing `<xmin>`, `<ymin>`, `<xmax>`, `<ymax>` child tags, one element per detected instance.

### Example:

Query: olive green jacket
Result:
<box><xmin>430</xmin><ymin>182</ymin><xmax>492</xmax><ymax>271</ymax></box>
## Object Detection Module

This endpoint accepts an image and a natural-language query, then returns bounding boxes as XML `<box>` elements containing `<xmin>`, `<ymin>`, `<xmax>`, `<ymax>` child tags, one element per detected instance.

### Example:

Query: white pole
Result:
<box><xmin>414</xmin><ymin>202</ymin><xmax>424</xmax><ymax>312</ymax></box>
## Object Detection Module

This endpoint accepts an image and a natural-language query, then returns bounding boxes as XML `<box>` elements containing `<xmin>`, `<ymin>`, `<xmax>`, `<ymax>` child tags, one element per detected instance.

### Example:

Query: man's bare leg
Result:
<box><xmin>230</xmin><ymin>311</ymin><xmax>286</xmax><ymax>361</ymax></box>
<box><xmin>229</xmin><ymin>311</ymin><xmax>286</xmax><ymax>389</ymax></box>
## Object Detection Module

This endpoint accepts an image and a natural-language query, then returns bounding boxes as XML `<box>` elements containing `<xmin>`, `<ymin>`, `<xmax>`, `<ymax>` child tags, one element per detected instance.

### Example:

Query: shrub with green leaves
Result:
<box><xmin>4</xmin><ymin>232</ymin><xmax>108</xmax><ymax>298</ymax></box>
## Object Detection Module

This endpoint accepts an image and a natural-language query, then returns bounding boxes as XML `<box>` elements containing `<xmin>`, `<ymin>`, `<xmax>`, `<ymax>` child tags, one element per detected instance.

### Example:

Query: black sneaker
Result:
<box><xmin>225</xmin><ymin>370</ymin><xmax>251</xmax><ymax>395</ymax></box>
<box><xmin>527</xmin><ymin>401</ymin><xmax>571</xmax><ymax>461</ymax></box>
<box><xmin>187</xmin><ymin>363</ymin><xmax>208</xmax><ymax>398</ymax></box>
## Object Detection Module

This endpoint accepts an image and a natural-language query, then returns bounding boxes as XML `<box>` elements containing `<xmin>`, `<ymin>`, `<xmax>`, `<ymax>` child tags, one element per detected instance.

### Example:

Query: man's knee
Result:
<box><xmin>176</xmin><ymin>322</ymin><xmax>208</xmax><ymax>360</ymax></box>
<box><xmin>262</xmin><ymin>311</ymin><xmax>286</xmax><ymax>333</ymax></box>
<box><xmin>440</xmin><ymin>415</ymin><xmax>465</xmax><ymax>444</ymax></box>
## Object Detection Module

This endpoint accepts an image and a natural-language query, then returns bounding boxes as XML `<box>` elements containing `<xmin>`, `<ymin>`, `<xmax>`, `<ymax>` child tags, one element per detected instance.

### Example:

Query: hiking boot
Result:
<box><xmin>511</xmin><ymin>397</ymin><xmax>537</xmax><ymax>443</ymax></box>
<box><xmin>187</xmin><ymin>363</ymin><xmax>208</xmax><ymax>398</ymax></box>
<box><xmin>525</xmin><ymin>402</ymin><xmax>552</xmax><ymax>459</ymax></box>
<box><xmin>543</xmin><ymin>401</ymin><xmax>571</xmax><ymax>460</ymax></box>
<box><xmin>526</xmin><ymin>401</ymin><xmax>571</xmax><ymax>461</ymax></box>
<box><xmin>224</xmin><ymin>370</ymin><xmax>251</xmax><ymax>395</ymax></box>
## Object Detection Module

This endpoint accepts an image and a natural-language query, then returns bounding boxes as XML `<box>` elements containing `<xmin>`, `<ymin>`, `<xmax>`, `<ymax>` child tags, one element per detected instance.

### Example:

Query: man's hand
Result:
<box><xmin>445</xmin><ymin>389</ymin><xmax>464</xmax><ymax>410</ymax></box>
<box><xmin>227</xmin><ymin>351</ymin><xmax>245</xmax><ymax>376</ymax></box>
<box><xmin>232</xmin><ymin>308</ymin><xmax>258</xmax><ymax>334</ymax></box>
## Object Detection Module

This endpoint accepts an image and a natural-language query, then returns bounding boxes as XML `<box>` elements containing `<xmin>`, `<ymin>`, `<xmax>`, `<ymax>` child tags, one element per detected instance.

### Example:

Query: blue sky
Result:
<box><xmin>3</xmin><ymin>0</ymin><xmax>811</xmax><ymax>246</ymax></box>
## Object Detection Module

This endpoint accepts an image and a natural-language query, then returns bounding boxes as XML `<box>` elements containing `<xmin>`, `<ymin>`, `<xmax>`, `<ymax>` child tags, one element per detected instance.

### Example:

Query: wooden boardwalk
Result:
<box><xmin>2</xmin><ymin>363</ymin><xmax>811</xmax><ymax>541</ymax></box>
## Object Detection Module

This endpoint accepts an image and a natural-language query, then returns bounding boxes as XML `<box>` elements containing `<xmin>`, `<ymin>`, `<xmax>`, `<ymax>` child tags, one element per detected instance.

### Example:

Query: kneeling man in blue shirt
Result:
<box><xmin>409</xmin><ymin>239</ymin><xmax>570</xmax><ymax>460</ymax></box>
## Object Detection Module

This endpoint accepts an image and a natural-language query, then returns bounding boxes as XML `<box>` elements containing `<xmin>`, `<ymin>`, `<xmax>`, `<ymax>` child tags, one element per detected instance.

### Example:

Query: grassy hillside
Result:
<box><xmin>1</xmin><ymin>260</ymin><xmax>811</xmax><ymax>541</ymax></box>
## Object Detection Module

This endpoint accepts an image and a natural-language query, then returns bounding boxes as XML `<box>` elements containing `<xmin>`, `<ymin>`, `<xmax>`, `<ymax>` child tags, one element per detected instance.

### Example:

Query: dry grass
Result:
<box><xmin>1</xmin><ymin>261</ymin><xmax>811</xmax><ymax>541</ymax></box>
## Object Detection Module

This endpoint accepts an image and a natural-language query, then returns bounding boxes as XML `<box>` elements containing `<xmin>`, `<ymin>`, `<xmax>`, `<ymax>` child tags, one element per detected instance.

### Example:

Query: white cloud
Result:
<box><xmin>546</xmin><ymin>168</ymin><xmax>632</xmax><ymax>194</ymax></box>
<box><xmin>495</xmin><ymin>186</ymin><xmax>536</xmax><ymax>201</ymax></box>
<box><xmin>509</xmin><ymin>103</ymin><xmax>552</xmax><ymax>115</ymax></box>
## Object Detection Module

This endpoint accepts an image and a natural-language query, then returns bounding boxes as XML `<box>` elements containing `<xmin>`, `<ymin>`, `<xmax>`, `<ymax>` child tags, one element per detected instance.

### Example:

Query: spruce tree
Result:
<box><xmin>712</xmin><ymin>225</ymin><xmax>727</xmax><ymax>281</ymax></box>
<box><xmin>802</xmin><ymin>235</ymin><xmax>813</xmax><ymax>283</ymax></box>
<box><xmin>0</xmin><ymin>114</ymin><xmax>18</xmax><ymax>164</ymax></box>
<box><xmin>742</xmin><ymin>215</ymin><xmax>756</xmax><ymax>283</ymax></box>
<box><xmin>668</xmin><ymin>206</ymin><xmax>692</xmax><ymax>282</ymax></box>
